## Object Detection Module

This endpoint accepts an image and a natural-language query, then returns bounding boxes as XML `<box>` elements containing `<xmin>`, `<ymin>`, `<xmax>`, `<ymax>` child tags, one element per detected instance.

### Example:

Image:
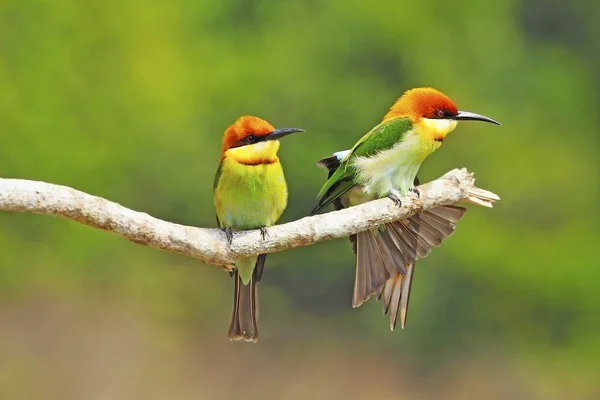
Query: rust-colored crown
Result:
<box><xmin>221</xmin><ymin>116</ymin><xmax>275</xmax><ymax>154</ymax></box>
<box><xmin>384</xmin><ymin>87</ymin><xmax>458</xmax><ymax>122</ymax></box>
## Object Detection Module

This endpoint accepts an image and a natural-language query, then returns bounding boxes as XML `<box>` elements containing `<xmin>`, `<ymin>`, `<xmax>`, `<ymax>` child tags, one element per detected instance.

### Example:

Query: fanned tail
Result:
<box><xmin>228</xmin><ymin>255</ymin><xmax>266</xmax><ymax>342</ymax></box>
<box><xmin>372</xmin><ymin>205</ymin><xmax>468</xmax><ymax>330</ymax></box>
<box><xmin>317</xmin><ymin>153</ymin><xmax>468</xmax><ymax>330</ymax></box>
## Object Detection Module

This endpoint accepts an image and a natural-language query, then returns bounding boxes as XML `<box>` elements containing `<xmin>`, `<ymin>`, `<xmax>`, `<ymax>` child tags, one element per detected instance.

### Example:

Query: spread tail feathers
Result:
<box><xmin>317</xmin><ymin>151</ymin><xmax>468</xmax><ymax>330</ymax></box>
<box><xmin>353</xmin><ymin>205</ymin><xmax>468</xmax><ymax>329</ymax></box>
<box><xmin>377</xmin><ymin>263</ymin><xmax>415</xmax><ymax>330</ymax></box>
<box><xmin>228</xmin><ymin>255</ymin><xmax>266</xmax><ymax>342</ymax></box>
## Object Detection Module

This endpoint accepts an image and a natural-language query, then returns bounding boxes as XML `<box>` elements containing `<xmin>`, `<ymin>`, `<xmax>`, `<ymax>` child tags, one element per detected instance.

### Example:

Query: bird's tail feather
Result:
<box><xmin>228</xmin><ymin>255</ymin><xmax>266</xmax><ymax>342</ymax></box>
<box><xmin>317</xmin><ymin>151</ymin><xmax>469</xmax><ymax>329</ymax></box>
<box><xmin>353</xmin><ymin>231</ymin><xmax>389</xmax><ymax>307</ymax></box>
<box><xmin>378</xmin><ymin>263</ymin><xmax>414</xmax><ymax>330</ymax></box>
<box><xmin>354</xmin><ymin>205</ymin><xmax>468</xmax><ymax>329</ymax></box>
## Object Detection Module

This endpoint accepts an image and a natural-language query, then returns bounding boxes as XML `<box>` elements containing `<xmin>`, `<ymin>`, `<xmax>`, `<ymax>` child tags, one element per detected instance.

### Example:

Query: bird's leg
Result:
<box><xmin>409</xmin><ymin>186</ymin><xmax>420</xmax><ymax>198</ymax></box>
<box><xmin>387</xmin><ymin>189</ymin><xmax>403</xmax><ymax>207</ymax></box>
<box><xmin>222</xmin><ymin>228</ymin><xmax>234</xmax><ymax>245</ymax></box>
<box><xmin>260</xmin><ymin>227</ymin><xmax>269</xmax><ymax>241</ymax></box>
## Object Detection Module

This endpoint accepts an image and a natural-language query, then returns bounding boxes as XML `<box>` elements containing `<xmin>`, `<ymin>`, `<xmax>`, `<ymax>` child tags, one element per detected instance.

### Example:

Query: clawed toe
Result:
<box><xmin>260</xmin><ymin>227</ymin><xmax>269</xmax><ymax>240</ymax></box>
<box><xmin>388</xmin><ymin>193</ymin><xmax>403</xmax><ymax>207</ymax></box>
<box><xmin>223</xmin><ymin>228</ymin><xmax>234</xmax><ymax>245</ymax></box>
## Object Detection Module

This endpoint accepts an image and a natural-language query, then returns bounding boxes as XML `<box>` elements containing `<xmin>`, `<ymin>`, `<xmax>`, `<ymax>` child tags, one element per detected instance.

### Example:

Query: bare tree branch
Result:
<box><xmin>0</xmin><ymin>168</ymin><xmax>499</xmax><ymax>269</ymax></box>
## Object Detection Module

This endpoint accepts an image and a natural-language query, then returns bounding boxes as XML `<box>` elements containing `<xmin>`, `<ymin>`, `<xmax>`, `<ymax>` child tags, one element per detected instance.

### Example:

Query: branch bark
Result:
<box><xmin>0</xmin><ymin>168</ymin><xmax>499</xmax><ymax>269</ymax></box>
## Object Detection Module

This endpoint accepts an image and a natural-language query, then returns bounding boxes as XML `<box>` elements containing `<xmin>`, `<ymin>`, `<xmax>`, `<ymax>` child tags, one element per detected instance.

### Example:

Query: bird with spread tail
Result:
<box><xmin>213</xmin><ymin>116</ymin><xmax>303</xmax><ymax>342</ymax></box>
<box><xmin>313</xmin><ymin>87</ymin><xmax>500</xmax><ymax>330</ymax></box>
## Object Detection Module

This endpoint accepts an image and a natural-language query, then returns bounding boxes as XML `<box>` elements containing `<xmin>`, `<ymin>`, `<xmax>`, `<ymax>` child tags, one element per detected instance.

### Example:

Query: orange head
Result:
<box><xmin>221</xmin><ymin>116</ymin><xmax>304</xmax><ymax>156</ymax></box>
<box><xmin>383</xmin><ymin>87</ymin><xmax>500</xmax><ymax>125</ymax></box>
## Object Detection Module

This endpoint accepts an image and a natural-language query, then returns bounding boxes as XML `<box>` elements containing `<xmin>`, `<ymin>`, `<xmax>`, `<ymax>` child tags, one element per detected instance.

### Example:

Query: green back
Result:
<box><xmin>311</xmin><ymin>117</ymin><xmax>413</xmax><ymax>214</ymax></box>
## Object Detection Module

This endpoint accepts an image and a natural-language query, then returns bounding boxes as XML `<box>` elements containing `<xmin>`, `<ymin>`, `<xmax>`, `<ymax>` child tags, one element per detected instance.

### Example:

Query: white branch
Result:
<box><xmin>0</xmin><ymin>168</ymin><xmax>499</xmax><ymax>269</ymax></box>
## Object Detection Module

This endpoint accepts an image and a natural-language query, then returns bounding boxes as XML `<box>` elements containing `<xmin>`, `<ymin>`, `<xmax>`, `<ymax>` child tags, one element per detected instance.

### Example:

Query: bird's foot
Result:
<box><xmin>387</xmin><ymin>191</ymin><xmax>403</xmax><ymax>207</ymax></box>
<box><xmin>260</xmin><ymin>227</ymin><xmax>269</xmax><ymax>241</ymax></box>
<box><xmin>223</xmin><ymin>228</ymin><xmax>234</xmax><ymax>245</ymax></box>
<box><xmin>409</xmin><ymin>187</ymin><xmax>420</xmax><ymax>198</ymax></box>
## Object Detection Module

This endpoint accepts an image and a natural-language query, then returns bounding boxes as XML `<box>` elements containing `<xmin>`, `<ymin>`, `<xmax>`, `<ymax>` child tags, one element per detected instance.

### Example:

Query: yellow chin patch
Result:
<box><xmin>420</xmin><ymin>118</ymin><xmax>458</xmax><ymax>141</ymax></box>
<box><xmin>226</xmin><ymin>140</ymin><xmax>280</xmax><ymax>165</ymax></box>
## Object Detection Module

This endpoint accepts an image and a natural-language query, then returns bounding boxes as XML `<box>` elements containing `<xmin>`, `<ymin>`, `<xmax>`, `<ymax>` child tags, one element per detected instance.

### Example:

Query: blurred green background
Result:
<box><xmin>1</xmin><ymin>0</ymin><xmax>599</xmax><ymax>398</ymax></box>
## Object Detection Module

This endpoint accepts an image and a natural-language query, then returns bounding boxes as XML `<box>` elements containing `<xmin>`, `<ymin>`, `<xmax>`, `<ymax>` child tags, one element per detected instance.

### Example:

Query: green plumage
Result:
<box><xmin>213</xmin><ymin>150</ymin><xmax>288</xmax><ymax>342</ymax></box>
<box><xmin>213</xmin><ymin>161</ymin><xmax>223</xmax><ymax>191</ymax></box>
<box><xmin>315</xmin><ymin>145</ymin><xmax>468</xmax><ymax>331</ymax></box>
<box><xmin>312</xmin><ymin>117</ymin><xmax>413</xmax><ymax>214</ymax></box>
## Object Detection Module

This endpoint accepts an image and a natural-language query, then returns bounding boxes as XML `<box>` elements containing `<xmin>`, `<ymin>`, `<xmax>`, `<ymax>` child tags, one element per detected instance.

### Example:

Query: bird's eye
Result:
<box><xmin>436</xmin><ymin>109</ymin><xmax>445</xmax><ymax>118</ymax></box>
<box><xmin>245</xmin><ymin>135</ymin><xmax>257</xmax><ymax>144</ymax></box>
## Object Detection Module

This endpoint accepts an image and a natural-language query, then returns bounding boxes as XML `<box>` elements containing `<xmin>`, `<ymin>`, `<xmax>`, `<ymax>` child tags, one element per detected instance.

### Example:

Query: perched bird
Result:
<box><xmin>313</xmin><ymin>87</ymin><xmax>500</xmax><ymax>330</ymax></box>
<box><xmin>213</xmin><ymin>116</ymin><xmax>303</xmax><ymax>342</ymax></box>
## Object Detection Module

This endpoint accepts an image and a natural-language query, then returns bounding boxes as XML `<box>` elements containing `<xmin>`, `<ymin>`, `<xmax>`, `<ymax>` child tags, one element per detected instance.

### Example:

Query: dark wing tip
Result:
<box><xmin>316</xmin><ymin>159</ymin><xmax>328</xmax><ymax>168</ymax></box>
<box><xmin>316</xmin><ymin>155</ymin><xmax>342</xmax><ymax>174</ymax></box>
<box><xmin>310</xmin><ymin>203</ymin><xmax>322</xmax><ymax>215</ymax></box>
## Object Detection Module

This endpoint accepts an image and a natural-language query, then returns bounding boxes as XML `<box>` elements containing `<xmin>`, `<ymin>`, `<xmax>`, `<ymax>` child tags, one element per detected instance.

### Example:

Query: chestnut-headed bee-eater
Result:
<box><xmin>313</xmin><ymin>87</ymin><xmax>499</xmax><ymax>330</ymax></box>
<box><xmin>213</xmin><ymin>116</ymin><xmax>303</xmax><ymax>342</ymax></box>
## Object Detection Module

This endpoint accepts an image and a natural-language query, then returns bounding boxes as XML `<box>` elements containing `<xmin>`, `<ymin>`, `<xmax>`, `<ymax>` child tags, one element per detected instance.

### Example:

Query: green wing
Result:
<box><xmin>310</xmin><ymin>165</ymin><xmax>355</xmax><ymax>214</ymax></box>
<box><xmin>311</xmin><ymin>117</ymin><xmax>413</xmax><ymax>214</ymax></box>
<box><xmin>214</xmin><ymin>160</ymin><xmax>224</xmax><ymax>227</ymax></box>
<box><xmin>213</xmin><ymin>160</ymin><xmax>224</xmax><ymax>192</ymax></box>
<box><xmin>350</xmin><ymin>117</ymin><xmax>413</xmax><ymax>159</ymax></box>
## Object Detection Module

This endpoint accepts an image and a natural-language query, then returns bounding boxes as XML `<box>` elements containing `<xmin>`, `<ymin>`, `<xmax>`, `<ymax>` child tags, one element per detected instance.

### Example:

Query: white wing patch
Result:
<box><xmin>333</xmin><ymin>149</ymin><xmax>351</xmax><ymax>161</ymax></box>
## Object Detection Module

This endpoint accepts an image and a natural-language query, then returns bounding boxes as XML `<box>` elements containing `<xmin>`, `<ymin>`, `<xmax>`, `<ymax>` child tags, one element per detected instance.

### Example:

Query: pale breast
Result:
<box><xmin>351</xmin><ymin>131</ymin><xmax>440</xmax><ymax>198</ymax></box>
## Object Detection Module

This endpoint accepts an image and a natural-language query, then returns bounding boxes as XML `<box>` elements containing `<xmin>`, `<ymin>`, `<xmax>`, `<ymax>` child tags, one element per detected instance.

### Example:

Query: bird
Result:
<box><xmin>213</xmin><ymin>116</ymin><xmax>303</xmax><ymax>342</ymax></box>
<box><xmin>312</xmin><ymin>87</ymin><xmax>500</xmax><ymax>330</ymax></box>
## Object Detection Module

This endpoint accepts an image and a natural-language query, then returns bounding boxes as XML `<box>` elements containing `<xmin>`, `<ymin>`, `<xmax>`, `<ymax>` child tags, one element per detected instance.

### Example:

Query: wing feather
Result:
<box><xmin>312</xmin><ymin>117</ymin><xmax>413</xmax><ymax>214</ymax></box>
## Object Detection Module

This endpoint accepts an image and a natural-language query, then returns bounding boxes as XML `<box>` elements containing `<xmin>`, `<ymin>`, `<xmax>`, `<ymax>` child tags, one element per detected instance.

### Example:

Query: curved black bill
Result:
<box><xmin>267</xmin><ymin>127</ymin><xmax>305</xmax><ymax>140</ymax></box>
<box><xmin>454</xmin><ymin>111</ymin><xmax>501</xmax><ymax>125</ymax></box>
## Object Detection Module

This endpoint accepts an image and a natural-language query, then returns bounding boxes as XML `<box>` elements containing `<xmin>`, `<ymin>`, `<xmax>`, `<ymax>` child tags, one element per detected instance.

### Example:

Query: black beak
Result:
<box><xmin>266</xmin><ymin>127</ymin><xmax>305</xmax><ymax>140</ymax></box>
<box><xmin>453</xmin><ymin>111</ymin><xmax>501</xmax><ymax>125</ymax></box>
